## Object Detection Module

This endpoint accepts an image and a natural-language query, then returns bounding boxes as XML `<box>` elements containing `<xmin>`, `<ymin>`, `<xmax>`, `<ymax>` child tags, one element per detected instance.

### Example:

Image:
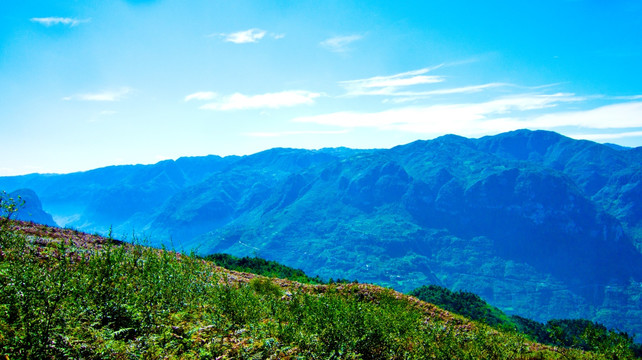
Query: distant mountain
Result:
<box><xmin>1</xmin><ymin>129</ymin><xmax>641</xmax><ymax>339</ymax></box>
<box><xmin>0</xmin><ymin>155</ymin><xmax>237</xmax><ymax>235</ymax></box>
<box><xmin>1</xmin><ymin>189</ymin><xmax>57</xmax><ymax>227</ymax></box>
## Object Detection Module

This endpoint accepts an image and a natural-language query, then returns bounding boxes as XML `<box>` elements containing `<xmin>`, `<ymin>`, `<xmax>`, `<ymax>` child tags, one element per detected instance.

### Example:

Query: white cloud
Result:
<box><xmin>184</xmin><ymin>91</ymin><xmax>218</xmax><ymax>101</ymax></box>
<box><xmin>320</xmin><ymin>34</ymin><xmax>363</xmax><ymax>53</ymax></box>
<box><xmin>200</xmin><ymin>90</ymin><xmax>322</xmax><ymax>110</ymax></box>
<box><xmin>342</xmin><ymin>67</ymin><xmax>443</xmax><ymax>88</ymax></box>
<box><xmin>412</xmin><ymin>83</ymin><xmax>509</xmax><ymax>96</ymax></box>
<box><xmin>293</xmin><ymin>93</ymin><xmax>590</xmax><ymax>137</ymax></box>
<box><xmin>527</xmin><ymin>101</ymin><xmax>642</xmax><ymax>129</ymax></box>
<box><xmin>610</xmin><ymin>95</ymin><xmax>642</xmax><ymax>100</ymax></box>
<box><xmin>358</xmin><ymin>75</ymin><xmax>443</xmax><ymax>88</ymax></box>
<box><xmin>30</xmin><ymin>17</ymin><xmax>90</xmax><ymax>27</ymax></box>
<box><xmin>221</xmin><ymin>29</ymin><xmax>267</xmax><ymax>44</ymax></box>
<box><xmin>210</xmin><ymin>29</ymin><xmax>284</xmax><ymax>43</ymax></box>
<box><xmin>385</xmin><ymin>83</ymin><xmax>511</xmax><ymax>104</ymax></box>
<box><xmin>340</xmin><ymin>68</ymin><xmax>445</xmax><ymax>96</ymax></box>
<box><xmin>567</xmin><ymin>131</ymin><xmax>642</xmax><ymax>142</ymax></box>
<box><xmin>294</xmin><ymin>106</ymin><xmax>493</xmax><ymax>135</ymax></box>
<box><xmin>339</xmin><ymin>65</ymin><xmax>520</xmax><ymax>102</ymax></box>
<box><xmin>63</xmin><ymin>88</ymin><xmax>132</xmax><ymax>102</ymax></box>
<box><xmin>479</xmin><ymin>93</ymin><xmax>583</xmax><ymax>113</ymax></box>
<box><xmin>245</xmin><ymin>129</ymin><xmax>349</xmax><ymax>137</ymax></box>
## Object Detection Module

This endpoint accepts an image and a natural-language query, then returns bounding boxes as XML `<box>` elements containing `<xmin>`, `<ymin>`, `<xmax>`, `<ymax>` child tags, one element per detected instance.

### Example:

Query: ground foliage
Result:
<box><xmin>202</xmin><ymin>253</ymin><xmax>325</xmax><ymax>284</ymax></box>
<box><xmin>410</xmin><ymin>284</ymin><xmax>641</xmax><ymax>357</ymax></box>
<box><xmin>409</xmin><ymin>285</ymin><xmax>518</xmax><ymax>330</ymax></box>
<box><xmin>0</xmin><ymin>220</ymin><xmax>630</xmax><ymax>358</ymax></box>
<box><xmin>201</xmin><ymin>253</ymin><xmax>356</xmax><ymax>285</ymax></box>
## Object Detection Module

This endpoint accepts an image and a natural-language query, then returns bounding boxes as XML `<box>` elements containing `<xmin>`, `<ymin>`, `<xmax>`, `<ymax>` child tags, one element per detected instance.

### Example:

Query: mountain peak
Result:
<box><xmin>475</xmin><ymin>129</ymin><xmax>570</xmax><ymax>161</ymax></box>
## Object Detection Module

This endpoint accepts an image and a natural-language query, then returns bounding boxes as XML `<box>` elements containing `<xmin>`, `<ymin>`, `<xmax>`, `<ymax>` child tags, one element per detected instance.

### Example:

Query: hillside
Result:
<box><xmin>0</xmin><ymin>218</ymin><xmax>636</xmax><ymax>359</ymax></box>
<box><xmin>409</xmin><ymin>285</ymin><xmax>641</xmax><ymax>355</ymax></box>
<box><xmin>1</xmin><ymin>129</ymin><xmax>641</xmax><ymax>339</ymax></box>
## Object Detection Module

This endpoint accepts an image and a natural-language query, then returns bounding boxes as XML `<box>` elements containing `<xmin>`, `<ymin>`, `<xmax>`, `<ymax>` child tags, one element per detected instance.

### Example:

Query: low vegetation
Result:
<box><xmin>201</xmin><ymin>253</ymin><xmax>325</xmax><ymax>285</ymax></box>
<box><xmin>201</xmin><ymin>253</ymin><xmax>356</xmax><ymax>285</ymax></box>
<box><xmin>0</xmin><ymin>195</ymin><xmax>638</xmax><ymax>359</ymax></box>
<box><xmin>410</xmin><ymin>285</ymin><xmax>641</xmax><ymax>358</ymax></box>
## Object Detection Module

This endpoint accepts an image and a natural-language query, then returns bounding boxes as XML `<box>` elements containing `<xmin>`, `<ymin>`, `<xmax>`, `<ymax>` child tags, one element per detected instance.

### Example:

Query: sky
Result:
<box><xmin>1</xmin><ymin>0</ymin><xmax>642</xmax><ymax>176</ymax></box>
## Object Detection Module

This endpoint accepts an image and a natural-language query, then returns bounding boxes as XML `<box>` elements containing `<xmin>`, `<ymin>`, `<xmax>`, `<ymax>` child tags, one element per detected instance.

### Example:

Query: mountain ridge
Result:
<box><xmin>1</xmin><ymin>129</ymin><xmax>641</xmax><ymax>339</ymax></box>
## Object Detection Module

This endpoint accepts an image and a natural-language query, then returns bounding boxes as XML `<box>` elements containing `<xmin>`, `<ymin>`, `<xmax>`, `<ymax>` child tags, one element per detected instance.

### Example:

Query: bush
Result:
<box><xmin>409</xmin><ymin>284</ymin><xmax>516</xmax><ymax>329</ymax></box>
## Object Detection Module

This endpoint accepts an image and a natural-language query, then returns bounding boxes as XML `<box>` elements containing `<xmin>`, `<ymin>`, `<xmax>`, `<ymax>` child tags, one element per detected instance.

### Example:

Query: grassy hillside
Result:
<box><xmin>410</xmin><ymin>285</ymin><xmax>641</xmax><ymax>357</ymax></box>
<box><xmin>1</xmin><ymin>218</ymin><xmax>638</xmax><ymax>358</ymax></box>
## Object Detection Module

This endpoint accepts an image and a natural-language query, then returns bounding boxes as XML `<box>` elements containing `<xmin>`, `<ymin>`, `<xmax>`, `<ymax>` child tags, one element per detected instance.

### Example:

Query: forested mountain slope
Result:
<box><xmin>1</xmin><ymin>129</ymin><xmax>641</xmax><ymax>338</ymax></box>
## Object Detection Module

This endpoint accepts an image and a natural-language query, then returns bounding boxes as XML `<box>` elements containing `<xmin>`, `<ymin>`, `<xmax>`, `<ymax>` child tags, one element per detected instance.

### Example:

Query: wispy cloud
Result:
<box><xmin>340</xmin><ymin>67</ymin><xmax>445</xmax><ymax>96</ymax></box>
<box><xmin>384</xmin><ymin>83</ymin><xmax>511</xmax><ymax>104</ymax></box>
<box><xmin>210</xmin><ymin>29</ymin><xmax>285</xmax><ymax>43</ymax></box>
<box><xmin>219</xmin><ymin>28</ymin><xmax>267</xmax><ymax>44</ymax></box>
<box><xmin>338</xmin><ymin>66</ymin><xmax>518</xmax><ymax>102</ymax></box>
<box><xmin>343</xmin><ymin>66</ymin><xmax>445</xmax><ymax>88</ymax></box>
<box><xmin>245</xmin><ymin>129</ymin><xmax>349</xmax><ymax>137</ymax></box>
<box><xmin>526</xmin><ymin>101</ymin><xmax>642</xmax><ymax>129</ymax></box>
<box><xmin>320</xmin><ymin>34</ymin><xmax>363</xmax><ymax>53</ymax></box>
<box><xmin>200</xmin><ymin>90</ymin><xmax>322</xmax><ymax>110</ymax></box>
<box><xmin>567</xmin><ymin>131</ymin><xmax>642</xmax><ymax>142</ymax></box>
<box><xmin>30</xmin><ymin>17</ymin><xmax>90</xmax><ymax>27</ymax></box>
<box><xmin>184</xmin><ymin>91</ymin><xmax>217</xmax><ymax>101</ymax></box>
<box><xmin>407</xmin><ymin>83</ymin><xmax>509</xmax><ymax>96</ymax></box>
<box><xmin>610</xmin><ymin>95</ymin><xmax>642</xmax><ymax>100</ymax></box>
<box><xmin>63</xmin><ymin>88</ymin><xmax>132</xmax><ymax>102</ymax></box>
<box><xmin>293</xmin><ymin>93</ymin><xmax>588</xmax><ymax>136</ymax></box>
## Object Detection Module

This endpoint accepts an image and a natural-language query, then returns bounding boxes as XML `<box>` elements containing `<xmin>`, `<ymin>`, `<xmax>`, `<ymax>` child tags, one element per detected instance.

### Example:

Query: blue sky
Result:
<box><xmin>1</xmin><ymin>0</ymin><xmax>642</xmax><ymax>175</ymax></box>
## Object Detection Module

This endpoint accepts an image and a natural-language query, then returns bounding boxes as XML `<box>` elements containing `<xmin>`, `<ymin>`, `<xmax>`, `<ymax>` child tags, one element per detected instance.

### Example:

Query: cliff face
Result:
<box><xmin>2</xmin><ymin>189</ymin><xmax>58</xmax><ymax>227</ymax></box>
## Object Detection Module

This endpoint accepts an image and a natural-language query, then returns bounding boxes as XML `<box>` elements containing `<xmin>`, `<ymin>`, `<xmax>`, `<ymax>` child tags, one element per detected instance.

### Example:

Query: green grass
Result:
<box><xmin>0</xmin><ymin>218</ymin><xmax>635</xmax><ymax>359</ymax></box>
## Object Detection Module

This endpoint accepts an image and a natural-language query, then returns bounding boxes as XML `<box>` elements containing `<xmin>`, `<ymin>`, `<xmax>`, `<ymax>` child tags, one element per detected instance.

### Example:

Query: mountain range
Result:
<box><xmin>1</xmin><ymin>129</ymin><xmax>641</xmax><ymax>338</ymax></box>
